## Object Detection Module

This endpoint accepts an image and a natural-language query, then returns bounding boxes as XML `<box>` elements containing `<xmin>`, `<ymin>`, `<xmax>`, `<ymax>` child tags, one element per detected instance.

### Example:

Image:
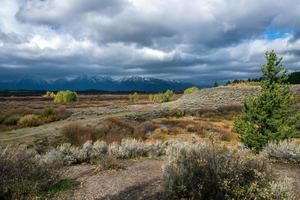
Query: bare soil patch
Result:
<box><xmin>58</xmin><ymin>157</ymin><xmax>166</xmax><ymax>200</ymax></box>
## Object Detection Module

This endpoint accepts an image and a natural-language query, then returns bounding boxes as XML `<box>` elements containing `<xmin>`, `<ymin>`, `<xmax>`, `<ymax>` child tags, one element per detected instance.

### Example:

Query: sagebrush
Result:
<box><xmin>163</xmin><ymin>141</ymin><xmax>295</xmax><ymax>200</ymax></box>
<box><xmin>0</xmin><ymin>146</ymin><xmax>58</xmax><ymax>199</ymax></box>
<box><xmin>262</xmin><ymin>140</ymin><xmax>300</xmax><ymax>163</ymax></box>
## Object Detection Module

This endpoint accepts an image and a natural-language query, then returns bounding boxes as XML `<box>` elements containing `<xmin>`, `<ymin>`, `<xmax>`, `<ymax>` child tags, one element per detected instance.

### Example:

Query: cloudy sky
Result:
<box><xmin>1</xmin><ymin>0</ymin><xmax>300</xmax><ymax>84</ymax></box>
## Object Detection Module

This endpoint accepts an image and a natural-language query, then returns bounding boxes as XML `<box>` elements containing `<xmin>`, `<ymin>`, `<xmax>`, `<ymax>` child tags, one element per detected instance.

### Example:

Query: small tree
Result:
<box><xmin>153</xmin><ymin>90</ymin><xmax>174</xmax><ymax>103</ymax></box>
<box><xmin>213</xmin><ymin>81</ymin><xmax>219</xmax><ymax>87</ymax></box>
<box><xmin>129</xmin><ymin>92</ymin><xmax>139</xmax><ymax>103</ymax></box>
<box><xmin>234</xmin><ymin>51</ymin><xmax>299</xmax><ymax>152</ymax></box>
<box><xmin>54</xmin><ymin>90</ymin><xmax>78</xmax><ymax>103</ymax></box>
<box><xmin>148</xmin><ymin>94</ymin><xmax>155</xmax><ymax>102</ymax></box>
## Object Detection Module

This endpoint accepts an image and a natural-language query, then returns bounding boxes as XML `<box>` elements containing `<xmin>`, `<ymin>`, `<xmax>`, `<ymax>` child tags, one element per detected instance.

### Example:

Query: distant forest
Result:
<box><xmin>225</xmin><ymin>70</ymin><xmax>300</xmax><ymax>85</ymax></box>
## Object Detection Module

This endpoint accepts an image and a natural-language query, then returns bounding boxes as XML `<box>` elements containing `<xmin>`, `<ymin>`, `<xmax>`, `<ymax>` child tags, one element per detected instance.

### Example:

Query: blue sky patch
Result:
<box><xmin>265</xmin><ymin>27</ymin><xmax>294</xmax><ymax>40</ymax></box>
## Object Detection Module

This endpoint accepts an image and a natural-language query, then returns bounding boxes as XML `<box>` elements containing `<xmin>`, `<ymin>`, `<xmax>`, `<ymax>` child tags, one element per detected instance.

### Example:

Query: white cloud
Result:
<box><xmin>0</xmin><ymin>0</ymin><xmax>300</xmax><ymax>83</ymax></box>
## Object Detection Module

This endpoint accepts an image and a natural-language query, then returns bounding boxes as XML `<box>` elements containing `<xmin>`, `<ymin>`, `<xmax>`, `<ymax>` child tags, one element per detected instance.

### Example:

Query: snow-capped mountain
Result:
<box><xmin>0</xmin><ymin>75</ymin><xmax>195</xmax><ymax>92</ymax></box>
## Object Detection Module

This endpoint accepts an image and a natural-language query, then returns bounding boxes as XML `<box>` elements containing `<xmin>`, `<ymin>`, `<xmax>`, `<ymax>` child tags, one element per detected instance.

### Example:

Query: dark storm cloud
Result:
<box><xmin>16</xmin><ymin>0</ymin><xmax>128</xmax><ymax>26</ymax></box>
<box><xmin>0</xmin><ymin>0</ymin><xmax>300</xmax><ymax>84</ymax></box>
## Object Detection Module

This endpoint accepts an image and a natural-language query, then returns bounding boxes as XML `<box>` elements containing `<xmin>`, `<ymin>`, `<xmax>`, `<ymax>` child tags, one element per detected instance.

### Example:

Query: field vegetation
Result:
<box><xmin>54</xmin><ymin>90</ymin><xmax>78</xmax><ymax>103</ymax></box>
<box><xmin>183</xmin><ymin>86</ymin><xmax>199</xmax><ymax>94</ymax></box>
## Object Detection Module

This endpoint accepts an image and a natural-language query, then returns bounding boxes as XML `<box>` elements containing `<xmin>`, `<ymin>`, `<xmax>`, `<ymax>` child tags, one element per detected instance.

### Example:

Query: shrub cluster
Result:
<box><xmin>61</xmin><ymin>118</ymin><xmax>142</xmax><ymax>145</ymax></box>
<box><xmin>41</xmin><ymin>107</ymin><xmax>60</xmax><ymax>123</ymax></box>
<box><xmin>129</xmin><ymin>92</ymin><xmax>139</xmax><ymax>103</ymax></box>
<box><xmin>17</xmin><ymin>114</ymin><xmax>41</xmax><ymax>127</ymax></box>
<box><xmin>151</xmin><ymin>90</ymin><xmax>174</xmax><ymax>103</ymax></box>
<box><xmin>229</xmin><ymin>81</ymin><xmax>260</xmax><ymax>87</ymax></box>
<box><xmin>183</xmin><ymin>86</ymin><xmax>199</xmax><ymax>94</ymax></box>
<box><xmin>0</xmin><ymin>107</ymin><xmax>71</xmax><ymax>129</ymax></box>
<box><xmin>262</xmin><ymin>140</ymin><xmax>300</xmax><ymax>163</ymax></box>
<box><xmin>163</xmin><ymin>142</ymin><xmax>295</xmax><ymax>200</ymax></box>
<box><xmin>0</xmin><ymin>146</ymin><xmax>58</xmax><ymax>199</ymax></box>
<box><xmin>54</xmin><ymin>90</ymin><xmax>78</xmax><ymax>104</ymax></box>
<box><xmin>40</xmin><ymin>139</ymin><xmax>168</xmax><ymax>165</ymax></box>
<box><xmin>61</xmin><ymin>122</ymin><xmax>98</xmax><ymax>146</ymax></box>
<box><xmin>167</xmin><ymin>108</ymin><xmax>185</xmax><ymax>118</ymax></box>
<box><xmin>16</xmin><ymin>107</ymin><xmax>65</xmax><ymax>128</ymax></box>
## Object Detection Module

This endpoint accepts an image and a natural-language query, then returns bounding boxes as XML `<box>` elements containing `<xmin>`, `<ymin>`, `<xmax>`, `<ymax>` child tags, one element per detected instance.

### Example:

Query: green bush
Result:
<box><xmin>54</xmin><ymin>90</ymin><xmax>78</xmax><ymax>104</ymax></box>
<box><xmin>129</xmin><ymin>92</ymin><xmax>139</xmax><ymax>103</ymax></box>
<box><xmin>154</xmin><ymin>90</ymin><xmax>174</xmax><ymax>103</ymax></box>
<box><xmin>0</xmin><ymin>146</ymin><xmax>57</xmax><ymax>199</ymax></box>
<box><xmin>163</xmin><ymin>142</ymin><xmax>295</xmax><ymax>200</ymax></box>
<box><xmin>18</xmin><ymin>114</ymin><xmax>41</xmax><ymax>127</ymax></box>
<box><xmin>184</xmin><ymin>86</ymin><xmax>199</xmax><ymax>94</ymax></box>
<box><xmin>234</xmin><ymin>51</ymin><xmax>299</xmax><ymax>152</ymax></box>
<box><xmin>213</xmin><ymin>81</ymin><xmax>219</xmax><ymax>87</ymax></box>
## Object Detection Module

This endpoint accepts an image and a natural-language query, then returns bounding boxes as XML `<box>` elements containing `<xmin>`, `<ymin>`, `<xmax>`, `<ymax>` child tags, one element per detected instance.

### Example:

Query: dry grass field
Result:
<box><xmin>0</xmin><ymin>93</ymin><xmax>182</xmax><ymax>133</ymax></box>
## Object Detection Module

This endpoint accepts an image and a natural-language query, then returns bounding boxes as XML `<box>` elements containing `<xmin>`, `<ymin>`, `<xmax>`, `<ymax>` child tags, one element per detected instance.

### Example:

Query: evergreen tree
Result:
<box><xmin>234</xmin><ymin>50</ymin><xmax>299</xmax><ymax>152</ymax></box>
<box><xmin>213</xmin><ymin>81</ymin><xmax>219</xmax><ymax>87</ymax></box>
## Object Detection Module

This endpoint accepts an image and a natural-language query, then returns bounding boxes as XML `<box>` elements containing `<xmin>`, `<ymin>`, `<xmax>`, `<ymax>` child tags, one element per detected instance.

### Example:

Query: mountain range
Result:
<box><xmin>0</xmin><ymin>76</ymin><xmax>195</xmax><ymax>92</ymax></box>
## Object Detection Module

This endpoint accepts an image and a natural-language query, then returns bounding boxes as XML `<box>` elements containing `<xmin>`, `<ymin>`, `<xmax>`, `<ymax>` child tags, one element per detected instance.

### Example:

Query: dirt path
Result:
<box><xmin>58</xmin><ymin>157</ymin><xmax>166</xmax><ymax>200</ymax></box>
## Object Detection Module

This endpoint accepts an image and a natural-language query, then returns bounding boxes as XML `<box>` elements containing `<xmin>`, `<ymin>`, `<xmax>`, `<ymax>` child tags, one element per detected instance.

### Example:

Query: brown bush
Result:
<box><xmin>150</xmin><ymin>128</ymin><xmax>170</xmax><ymax>140</ymax></box>
<box><xmin>41</xmin><ymin>115</ymin><xmax>60</xmax><ymax>123</ymax></box>
<box><xmin>186</xmin><ymin>121</ymin><xmax>213</xmax><ymax>134</ymax></box>
<box><xmin>61</xmin><ymin>123</ymin><xmax>97</xmax><ymax>146</ymax></box>
<box><xmin>96</xmin><ymin>117</ymin><xmax>142</xmax><ymax>143</ymax></box>
<box><xmin>62</xmin><ymin>118</ymin><xmax>144</xmax><ymax>145</ymax></box>
<box><xmin>135</xmin><ymin>121</ymin><xmax>160</xmax><ymax>137</ymax></box>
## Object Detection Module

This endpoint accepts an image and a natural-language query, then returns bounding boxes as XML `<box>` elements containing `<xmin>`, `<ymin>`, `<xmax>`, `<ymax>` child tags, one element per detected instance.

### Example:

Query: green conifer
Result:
<box><xmin>234</xmin><ymin>50</ymin><xmax>299</xmax><ymax>152</ymax></box>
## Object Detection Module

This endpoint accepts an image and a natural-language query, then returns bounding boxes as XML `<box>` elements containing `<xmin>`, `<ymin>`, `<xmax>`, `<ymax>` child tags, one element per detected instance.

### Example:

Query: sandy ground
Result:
<box><xmin>55</xmin><ymin>157</ymin><xmax>300</xmax><ymax>200</ymax></box>
<box><xmin>57</xmin><ymin>157</ymin><xmax>166</xmax><ymax>200</ymax></box>
<box><xmin>272</xmin><ymin>163</ymin><xmax>300</xmax><ymax>200</ymax></box>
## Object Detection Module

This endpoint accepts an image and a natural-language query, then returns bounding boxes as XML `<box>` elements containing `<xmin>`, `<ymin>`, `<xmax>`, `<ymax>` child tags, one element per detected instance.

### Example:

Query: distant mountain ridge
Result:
<box><xmin>0</xmin><ymin>75</ymin><xmax>195</xmax><ymax>92</ymax></box>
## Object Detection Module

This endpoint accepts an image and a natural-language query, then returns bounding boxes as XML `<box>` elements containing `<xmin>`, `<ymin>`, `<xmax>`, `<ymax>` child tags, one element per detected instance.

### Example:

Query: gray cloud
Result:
<box><xmin>0</xmin><ymin>0</ymin><xmax>300</xmax><ymax>84</ymax></box>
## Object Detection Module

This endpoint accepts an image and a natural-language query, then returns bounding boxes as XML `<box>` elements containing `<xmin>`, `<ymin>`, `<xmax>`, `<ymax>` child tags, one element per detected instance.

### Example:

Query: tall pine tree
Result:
<box><xmin>234</xmin><ymin>50</ymin><xmax>299</xmax><ymax>152</ymax></box>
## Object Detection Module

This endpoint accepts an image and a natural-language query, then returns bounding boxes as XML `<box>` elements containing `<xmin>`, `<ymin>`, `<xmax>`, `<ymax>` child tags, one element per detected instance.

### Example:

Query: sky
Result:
<box><xmin>0</xmin><ymin>0</ymin><xmax>300</xmax><ymax>84</ymax></box>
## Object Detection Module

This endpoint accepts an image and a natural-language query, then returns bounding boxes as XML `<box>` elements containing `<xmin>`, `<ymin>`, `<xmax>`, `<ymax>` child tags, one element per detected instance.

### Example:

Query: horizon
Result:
<box><xmin>1</xmin><ymin>1</ymin><xmax>300</xmax><ymax>85</ymax></box>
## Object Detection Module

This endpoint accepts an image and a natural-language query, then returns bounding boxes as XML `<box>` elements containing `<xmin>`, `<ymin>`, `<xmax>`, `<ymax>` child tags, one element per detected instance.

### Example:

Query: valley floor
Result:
<box><xmin>56</xmin><ymin>157</ymin><xmax>166</xmax><ymax>200</ymax></box>
<box><xmin>1</xmin><ymin>86</ymin><xmax>300</xmax><ymax>199</ymax></box>
<box><xmin>55</xmin><ymin>158</ymin><xmax>300</xmax><ymax>200</ymax></box>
